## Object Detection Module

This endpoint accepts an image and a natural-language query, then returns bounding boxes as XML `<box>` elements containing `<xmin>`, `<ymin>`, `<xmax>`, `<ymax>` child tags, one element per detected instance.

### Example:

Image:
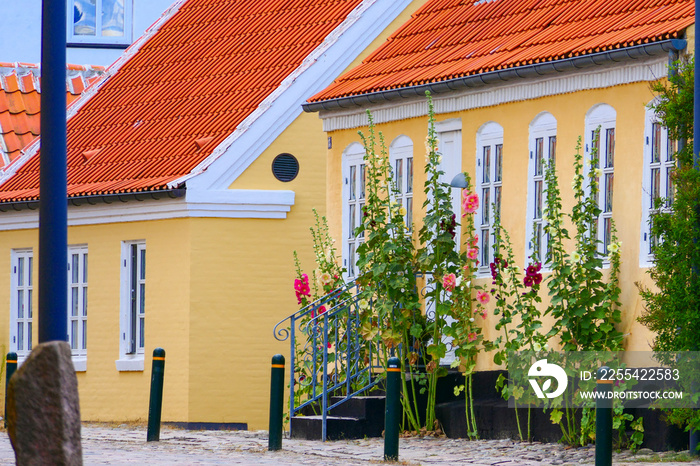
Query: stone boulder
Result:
<box><xmin>7</xmin><ymin>341</ymin><xmax>82</xmax><ymax>465</ymax></box>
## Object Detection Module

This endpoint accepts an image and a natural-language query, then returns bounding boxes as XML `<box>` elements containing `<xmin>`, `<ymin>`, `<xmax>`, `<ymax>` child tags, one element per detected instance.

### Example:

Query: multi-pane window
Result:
<box><xmin>11</xmin><ymin>250</ymin><xmax>33</xmax><ymax>358</ymax></box>
<box><xmin>343</xmin><ymin>144</ymin><xmax>365</xmax><ymax>278</ymax></box>
<box><xmin>67</xmin><ymin>246</ymin><xmax>88</xmax><ymax>357</ymax></box>
<box><xmin>390</xmin><ymin>136</ymin><xmax>414</xmax><ymax>232</ymax></box>
<box><xmin>527</xmin><ymin>114</ymin><xmax>557</xmax><ymax>265</ymax></box>
<box><xmin>475</xmin><ymin>123</ymin><xmax>504</xmax><ymax>271</ymax></box>
<box><xmin>591</xmin><ymin>127</ymin><xmax>615</xmax><ymax>255</ymax></box>
<box><xmin>68</xmin><ymin>0</ymin><xmax>133</xmax><ymax>46</ymax></box>
<box><xmin>641</xmin><ymin>107</ymin><xmax>675</xmax><ymax>265</ymax></box>
<box><xmin>121</xmin><ymin>241</ymin><xmax>145</xmax><ymax>356</ymax></box>
<box><xmin>586</xmin><ymin>105</ymin><xmax>616</xmax><ymax>258</ymax></box>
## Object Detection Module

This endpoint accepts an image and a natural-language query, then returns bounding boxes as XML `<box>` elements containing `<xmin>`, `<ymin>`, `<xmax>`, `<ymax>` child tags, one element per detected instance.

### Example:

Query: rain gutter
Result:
<box><xmin>303</xmin><ymin>39</ymin><xmax>688</xmax><ymax>113</ymax></box>
<box><xmin>0</xmin><ymin>188</ymin><xmax>186</xmax><ymax>212</ymax></box>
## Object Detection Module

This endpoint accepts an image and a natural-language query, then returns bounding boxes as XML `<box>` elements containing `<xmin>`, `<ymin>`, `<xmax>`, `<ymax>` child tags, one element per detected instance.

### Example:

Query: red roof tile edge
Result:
<box><xmin>304</xmin><ymin>39</ymin><xmax>686</xmax><ymax>111</ymax></box>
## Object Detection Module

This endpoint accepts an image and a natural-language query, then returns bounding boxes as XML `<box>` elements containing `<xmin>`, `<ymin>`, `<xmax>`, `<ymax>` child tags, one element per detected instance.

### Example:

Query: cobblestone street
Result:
<box><xmin>0</xmin><ymin>424</ymin><xmax>698</xmax><ymax>465</ymax></box>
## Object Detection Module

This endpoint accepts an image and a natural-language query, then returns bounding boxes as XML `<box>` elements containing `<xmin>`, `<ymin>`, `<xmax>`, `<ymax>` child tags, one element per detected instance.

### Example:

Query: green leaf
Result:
<box><xmin>550</xmin><ymin>409</ymin><xmax>563</xmax><ymax>424</ymax></box>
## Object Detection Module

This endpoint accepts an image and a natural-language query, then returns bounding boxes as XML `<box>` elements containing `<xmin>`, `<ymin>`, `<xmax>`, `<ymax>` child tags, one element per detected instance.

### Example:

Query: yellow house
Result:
<box><xmin>0</xmin><ymin>0</ymin><xmax>424</xmax><ymax>429</ymax></box>
<box><xmin>304</xmin><ymin>0</ymin><xmax>695</xmax><ymax>365</ymax></box>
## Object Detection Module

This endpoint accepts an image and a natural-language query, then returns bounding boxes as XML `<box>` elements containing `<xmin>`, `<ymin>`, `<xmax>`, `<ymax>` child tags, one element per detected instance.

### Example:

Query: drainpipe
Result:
<box><xmin>692</xmin><ymin>1</ymin><xmax>700</xmax><ymax>455</ymax></box>
<box><xmin>38</xmin><ymin>0</ymin><xmax>68</xmax><ymax>343</ymax></box>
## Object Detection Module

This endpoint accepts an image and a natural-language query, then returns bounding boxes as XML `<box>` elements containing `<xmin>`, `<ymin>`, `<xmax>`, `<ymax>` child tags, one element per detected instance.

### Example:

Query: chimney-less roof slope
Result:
<box><xmin>0</xmin><ymin>63</ymin><xmax>103</xmax><ymax>170</ymax></box>
<box><xmin>308</xmin><ymin>0</ymin><xmax>694</xmax><ymax>104</ymax></box>
<box><xmin>0</xmin><ymin>0</ymin><xmax>364</xmax><ymax>203</ymax></box>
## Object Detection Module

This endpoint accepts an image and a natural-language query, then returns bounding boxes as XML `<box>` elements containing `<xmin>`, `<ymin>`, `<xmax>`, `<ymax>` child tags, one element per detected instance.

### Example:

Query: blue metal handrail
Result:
<box><xmin>273</xmin><ymin>279</ymin><xmax>387</xmax><ymax>441</ymax></box>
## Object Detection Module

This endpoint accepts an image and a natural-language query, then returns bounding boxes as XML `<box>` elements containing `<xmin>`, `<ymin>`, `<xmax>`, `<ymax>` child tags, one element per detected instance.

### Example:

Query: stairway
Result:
<box><xmin>273</xmin><ymin>279</ymin><xmax>389</xmax><ymax>441</ymax></box>
<box><xmin>290</xmin><ymin>396</ymin><xmax>386</xmax><ymax>440</ymax></box>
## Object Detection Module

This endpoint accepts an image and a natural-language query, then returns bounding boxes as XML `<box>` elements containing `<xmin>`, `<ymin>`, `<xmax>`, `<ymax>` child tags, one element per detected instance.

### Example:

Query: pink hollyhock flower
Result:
<box><xmin>442</xmin><ymin>273</ymin><xmax>457</xmax><ymax>292</ymax></box>
<box><xmin>476</xmin><ymin>291</ymin><xmax>490</xmax><ymax>305</ymax></box>
<box><xmin>294</xmin><ymin>273</ymin><xmax>311</xmax><ymax>304</ymax></box>
<box><xmin>471</xmin><ymin>234</ymin><xmax>479</xmax><ymax>247</ymax></box>
<box><xmin>481</xmin><ymin>310</ymin><xmax>488</xmax><ymax>319</ymax></box>
<box><xmin>467</xmin><ymin>248</ymin><xmax>478</xmax><ymax>260</ymax></box>
<box><xmin>467</xmin><ymin>332</ymin><xmax>477</xmax><ymax>342</ymax></box>
<box><xmin>462</xmin><ymin>192</ymin><xmax>479</xmax><ymax>216</ymax></box>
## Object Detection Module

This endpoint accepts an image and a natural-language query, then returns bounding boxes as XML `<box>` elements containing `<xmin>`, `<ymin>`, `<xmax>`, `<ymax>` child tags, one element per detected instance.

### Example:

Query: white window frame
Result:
<box><xmin>342</xmin><ymin>143</ymin><xmax>365</xmax><ymax>280</ymax></box>
<box><xmin>526</xmin><ymin>113</ymin><xmax>557</xmax><ymax>267</ymax></box>
<box><xmin>389</xmin><ymin>135</ymin><xmax>414</xmax><ymax>233</ymax></box>
<box><xmin>585</xmin><ymin>104</ymin><xmax>616</xmax><ymax>258</ymax></box>
<box><xmin>10</xmin><ymin>249</ymin><xmax>33</xmax><ymax>360</ymax></box>
<box><xmin>436</xmin><ymin>119</ymin><xmax>463</xmax><ymax>244</ymax></box>
<box><xmin>640</xmin><ymin>102</ymin><xmax>675</xmax><ymax>267</ymax></box>
<box><xmin>67</xmin><ymin>245</ymin><xmax>88</xmax><ymax>371</ymax></box>
<box><xmin>67</xmin><ymin>0</ymin><xmax>133</xmax><ymax>46</ymax></box>
<box><xmin>475</xmin><ymin>122</ymin><xmax>504</xmax><ymax>276</ymax></box>
<box><xmin>117</xmin><ymin>240</ymin><xmax>146</xmax><ymax>371</ymax></box>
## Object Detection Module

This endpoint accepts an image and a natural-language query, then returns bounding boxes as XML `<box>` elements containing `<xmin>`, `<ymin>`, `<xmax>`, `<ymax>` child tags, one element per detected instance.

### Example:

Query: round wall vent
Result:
<box><xmin>272</xmin><ymin>153</ymin><xmax>299</xmax><ymax>182</ymax></box>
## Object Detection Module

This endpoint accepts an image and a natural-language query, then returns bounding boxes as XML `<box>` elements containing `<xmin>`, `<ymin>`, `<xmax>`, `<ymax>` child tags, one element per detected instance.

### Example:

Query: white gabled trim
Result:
<box><xmin>182</xmin><ymin>0</ymin><xmax>413</xmax><ymax>191</ymax></box>
<box><xmin>0</xmin><ymin>0</ymin><xmax>190</xmax><ymax>187</ymax></box>
<box><xmin>319</xmin><ymin>58</ymin><xmax>668</xmax><ymax>131</ymax></box>
<box><xmin>0</xmin><ymin>189</ymin><xmax>296</xmax><ymax>230</ymax></box>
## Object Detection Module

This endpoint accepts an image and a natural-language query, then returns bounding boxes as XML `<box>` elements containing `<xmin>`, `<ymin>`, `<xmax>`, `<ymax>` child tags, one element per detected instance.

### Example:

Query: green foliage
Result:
<box><xmin>639</xmin><ymin>55</ymin><xmax>700</xmax><ymax>439</ymax></box>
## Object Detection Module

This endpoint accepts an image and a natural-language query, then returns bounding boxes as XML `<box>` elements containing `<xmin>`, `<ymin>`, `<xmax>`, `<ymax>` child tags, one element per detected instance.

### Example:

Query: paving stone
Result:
<box><xmin>0</xmin><ymin>424</ymin><xmax>697</xmax><ymax>465</ymax></box>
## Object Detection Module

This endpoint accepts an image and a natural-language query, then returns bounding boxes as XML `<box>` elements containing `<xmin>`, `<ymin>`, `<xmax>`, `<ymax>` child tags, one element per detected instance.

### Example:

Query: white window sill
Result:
<box><xmin>115</xmin><ymin>356</ymin><xmax>144</xmax><ymax>372</ymax></box>
<box><xmin>72</xmin><ymin>357</ymin><xmax>87</xmax><ymax>372</ymax></box>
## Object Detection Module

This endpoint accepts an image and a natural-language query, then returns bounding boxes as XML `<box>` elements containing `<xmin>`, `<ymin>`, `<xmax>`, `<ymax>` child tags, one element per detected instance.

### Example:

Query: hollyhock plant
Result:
<box><xmin>462</xmin><ymin>191</ymin><xmax>479</xmax><ymax>215</ymax></box>
<box><xmin>294</xmin><ymin>273</ymin><xmax>311</xmax><ymax>304</ymax></box>
<box><xmin>319</xmin><ymin>272</ymin><xmax>332</xmax><ymax>286</ymax></box>
<box><xmin>443</xmin><ymin>273</ymin><xmax>457</xmax><ymax>292</ymax></box>
<box><xmin>476</xmin><ymin>290</ymin><xmax>490</xmax><ymax>305</ymax></box>
<box><xmin>523</xmin><ymin>262</ymin><xmax>543</xmax><ymax>288</ymax></box>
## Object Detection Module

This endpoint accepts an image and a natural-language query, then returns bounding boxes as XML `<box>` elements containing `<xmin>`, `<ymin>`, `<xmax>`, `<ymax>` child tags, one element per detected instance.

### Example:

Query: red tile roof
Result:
<box><xmin>0</xmin><ymin>63</ymin><xmax>104</xmax><ymax>169</ymax></box>
<box><xmin>309</xmin><ymin>0</ymin><xmax>695</xmax><ymax>103</ymax></box>
<box><xmin>0</xmin><ymin>0</ymin><xmax>365</xmax><ymax>203</ymax></box>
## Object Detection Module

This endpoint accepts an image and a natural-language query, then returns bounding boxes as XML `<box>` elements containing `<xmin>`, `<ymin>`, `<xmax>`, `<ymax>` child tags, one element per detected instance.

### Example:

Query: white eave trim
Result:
<box><xmin>180</xmin><ymin>0</ymin><xmax>413</xmax><ymax>191</ymax></box>
<box><xmin>318</xmin><ymin>57</ymin><xmax>668</xmax><ymax>132</ymax></box>
<box><xmin>0</xmin><ymin>189</ymin><xmax>295</xmax><ymax>230</ymax></box>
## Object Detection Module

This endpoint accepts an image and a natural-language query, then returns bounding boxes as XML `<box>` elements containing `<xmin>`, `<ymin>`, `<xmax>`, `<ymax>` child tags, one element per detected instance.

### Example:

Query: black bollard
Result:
<box><xmin>147</xmin><ymin>348</ymin><xmax>166</xmax><ymax>442</ymax></box>
<box><xmin>384</xmin><ymin>357</ymin><xmax>401</xmax><ymax>461</ymax></box>
<box><xmin>595</xmin><ymin>366</ymin><xmax>613</xmax><ymax>466</ymax></box>
<box><xmin>268</xmin><ymin>354</ymin><xmax>285</xmax><ymax>451</ymax></box>
<box><xmin>4</xmin><ymin>352</ymin><xmax>17</xmax><ymax>428</ymax></box>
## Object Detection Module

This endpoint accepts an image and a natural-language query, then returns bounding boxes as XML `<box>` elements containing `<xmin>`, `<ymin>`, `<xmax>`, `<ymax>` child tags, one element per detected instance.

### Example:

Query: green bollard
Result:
<box><xmin>147</xmin><ymin>348</ymin><xmax>166</xmax><ymax>442</ymax></box>
<box><xmin>595</xmin><ymin>366</ymin><xmax>613</xmax><ymax>466</ymax></box>
<box><xmin>4</xmin><ymin>352</ymin><xmax>17</xmax><ymax>428</ymax></box>
<box><xmin>268</xmin><ymin>354</ymin><xmax>285</xmax><ymax>451</ymax></box>
<box><xmin>384</xmin><ymin>356</ymin><xmax>401</xmax><ymax>461</ymax></box>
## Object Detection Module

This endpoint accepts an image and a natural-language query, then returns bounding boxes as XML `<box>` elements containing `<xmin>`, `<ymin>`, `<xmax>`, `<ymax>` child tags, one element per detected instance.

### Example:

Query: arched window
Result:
<box><xmin>585</xmin><ymin>104</ymin><xmax>616</xmax><ymax>256</ymax></box>
<box><xmin>341</xmin><ymin>142</ymin><xmax>365</xmax><ymax>279</ymax></box>
<box><xmin>475</xmin><ymin>122</ymin><xmax>504</xmax><ymax>272</ymax></box>
<box><xmin>526</xmin><ymin>112</ymin><xmax>557</xmax><ymax>266</ymax></box>
<box><xmin>640</xmin><ymin>100</ymin><xmax>674</xmax><ymax>267</ymax></box>
<box><xmin>389</xmin><ymin>136</ymin><xmax>414</xmax><ymax>231</ymax></box>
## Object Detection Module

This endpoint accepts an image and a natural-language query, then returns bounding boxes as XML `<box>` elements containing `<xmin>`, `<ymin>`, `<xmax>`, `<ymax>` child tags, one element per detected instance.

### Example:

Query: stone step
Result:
<box><xmin>290</xmin><ymin>415</ymin><xmax>364</xmax><ymax>440</ymax></box>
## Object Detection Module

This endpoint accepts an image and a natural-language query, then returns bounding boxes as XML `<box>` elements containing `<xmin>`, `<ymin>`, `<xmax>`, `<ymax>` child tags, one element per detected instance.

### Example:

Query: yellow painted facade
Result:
<box><xmin>0</xmin><ymin>115</ymin><xmax>325</xmax><ymax>429</ymax></box>
<box><xmin>0</xmin><ymin>1</ymin><xmax>428</xmax><ymax>430</ymax></box>
<box><xmin>324</xmin><ymin>78</ymin><xmax>667</xmax><ymax>370</ymax></box>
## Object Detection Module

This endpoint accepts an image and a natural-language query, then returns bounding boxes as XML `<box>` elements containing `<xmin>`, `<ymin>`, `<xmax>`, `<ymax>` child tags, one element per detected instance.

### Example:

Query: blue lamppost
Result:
<box><xmin>39</xmin><ymin>0</ymin><xmax>68</xmax><ymax>343</ymax></box>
